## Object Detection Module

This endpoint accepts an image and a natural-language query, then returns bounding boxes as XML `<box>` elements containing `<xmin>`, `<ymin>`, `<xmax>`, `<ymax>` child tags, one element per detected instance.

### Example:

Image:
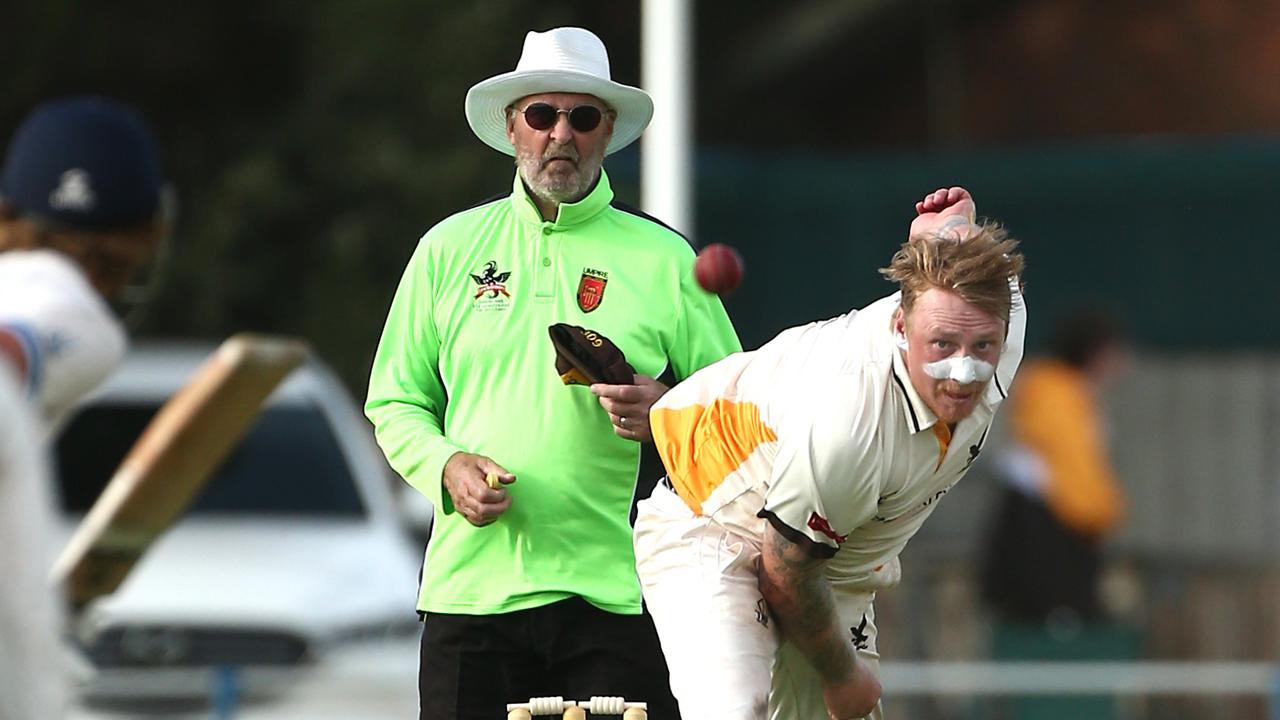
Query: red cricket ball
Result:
<box><xmin>694</xmin><ymin>243</ymin><xmax>744</xmax><ymax>295</ymax></box>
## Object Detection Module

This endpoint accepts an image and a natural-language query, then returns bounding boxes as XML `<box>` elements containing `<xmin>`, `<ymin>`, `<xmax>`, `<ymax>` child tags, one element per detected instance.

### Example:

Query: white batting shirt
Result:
<box><xmin>0</xmin><ymin>249</ymin><xmax>127</xmax><ymax>439</ymax></box>
<box><xmin>0</xmin><ymin>366</ymin><xmax>68</xmax><ymax>720</ymax></box>
<box><xmin>649</xmin><ymin>284</ymin><xmax>1025</xmax><ymax>591</ymax></box>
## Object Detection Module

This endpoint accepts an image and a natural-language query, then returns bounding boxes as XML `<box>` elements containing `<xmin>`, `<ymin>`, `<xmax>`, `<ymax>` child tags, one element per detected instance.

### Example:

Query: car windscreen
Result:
<box><xmin>54</xmin><ymin>400</ymin><xmax>366</xmax><ymax>517</ymax></box>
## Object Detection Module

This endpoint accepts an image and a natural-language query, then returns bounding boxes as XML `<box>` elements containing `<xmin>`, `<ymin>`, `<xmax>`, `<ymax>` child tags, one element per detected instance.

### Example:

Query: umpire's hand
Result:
<box><xmin>442</xmin><ymin>452</ymin><xmax>516</xmax><ymax>527</ymax></box>
<box><xmin>591</xmin><ymin>374</ymin><xmax>669</xmax><ymax>442</ymax></box>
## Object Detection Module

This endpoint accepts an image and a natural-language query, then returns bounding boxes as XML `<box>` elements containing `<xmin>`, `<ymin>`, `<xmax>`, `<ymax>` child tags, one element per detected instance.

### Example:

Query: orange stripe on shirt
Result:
<box><xmin>933</xmin><ymin>422</ymin><xmax>952</xmax><ymax>471</ymax></box>
<box><xmin>651</xmin><ymin>399</ymin><xmax>778</xmax><ymax>515</ymax></box>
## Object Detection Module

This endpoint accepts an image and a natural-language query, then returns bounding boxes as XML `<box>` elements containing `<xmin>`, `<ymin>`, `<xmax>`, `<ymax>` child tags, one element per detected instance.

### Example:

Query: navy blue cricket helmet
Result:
<box><xmin>1</xmin><ymin>96</ymin><xmax>164</xmax><ymax>231</ymax></box>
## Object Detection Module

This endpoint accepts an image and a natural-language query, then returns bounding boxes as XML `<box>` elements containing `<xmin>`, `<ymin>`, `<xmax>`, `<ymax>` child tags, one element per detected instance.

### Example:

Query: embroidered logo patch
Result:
<box><xmin>849</xmin><ymin>615</ymin><xmax>870</xmax><ymax>650</ymax></box>
<box><xmin>807</xmin><ymin>512</ymin><xmax>848</xmax><ymax>544</ymax></box>
<box><xmin>49</xmin><ymin>168</ymin><xmax>96</xmax><ymax>212</ymax></box>
<box><xmin>966</xmin><ymin>443</ymin><xmax>982</xmax><ymax>468</ymax></box>
<box><xmin>577</xmin><ymin>268</ymin><xmax>608</xmax><ymax>313</ymax></box>
<box><xmin>755</xmin><ymin>598</ymin><xmax>771</xmax><ymax>628</ymax></box>
<box><xmin>470</xmin><ymin>260</ymin><xmax>512</xmax><ymax>312</ymax></box>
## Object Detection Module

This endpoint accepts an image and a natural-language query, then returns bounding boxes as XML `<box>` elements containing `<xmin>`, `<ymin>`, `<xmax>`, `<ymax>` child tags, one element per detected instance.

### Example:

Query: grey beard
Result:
<box><xmin>516</xmin><ymin>153</ymin><xmax>600</xmax><ymax>207</ymax></box>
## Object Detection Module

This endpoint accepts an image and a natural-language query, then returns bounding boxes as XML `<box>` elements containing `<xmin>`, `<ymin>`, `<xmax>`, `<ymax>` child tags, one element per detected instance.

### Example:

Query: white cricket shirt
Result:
<box><xmin>0</xmin><ymin>249</ymin><xmax>127</xmax><ymax>439</ymax></box>
<box><xmin>650</xmin><ymin>285</ymin><xmax>1025</xmax><ymax>590</ymax></box>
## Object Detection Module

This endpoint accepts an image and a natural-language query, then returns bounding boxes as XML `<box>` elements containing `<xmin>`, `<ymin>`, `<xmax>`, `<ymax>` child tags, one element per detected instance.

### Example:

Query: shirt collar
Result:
<box><xmin>511</xmin><ymin>167</ymin><xmax>614</xmax><ymax>228</ymax></box>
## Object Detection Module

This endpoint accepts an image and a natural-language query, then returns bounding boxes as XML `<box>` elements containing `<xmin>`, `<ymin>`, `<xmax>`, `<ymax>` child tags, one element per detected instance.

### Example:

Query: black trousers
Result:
<box><xmin>418</xmin><ymin>596</ymin><xmax>680</xmax><ymax>720</ymax></box>
<box><xmin>980</xmin><ymin>486</ymin><xmax>1103</xmax><ymax>624</ymax></box>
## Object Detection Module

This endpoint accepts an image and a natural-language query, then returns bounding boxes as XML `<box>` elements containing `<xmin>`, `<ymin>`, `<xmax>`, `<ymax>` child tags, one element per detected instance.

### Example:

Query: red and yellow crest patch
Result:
<box><xmin>577</xmin><ymin>268</ymin><xmax>608</xmax><ymax>313</ymax></box>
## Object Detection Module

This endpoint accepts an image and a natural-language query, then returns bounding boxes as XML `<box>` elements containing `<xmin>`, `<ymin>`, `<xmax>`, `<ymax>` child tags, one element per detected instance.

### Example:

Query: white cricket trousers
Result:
<box><xmin>634</xmin><ymin>481</ymin><xmax>884</xmax><ymax>720</ymax></box>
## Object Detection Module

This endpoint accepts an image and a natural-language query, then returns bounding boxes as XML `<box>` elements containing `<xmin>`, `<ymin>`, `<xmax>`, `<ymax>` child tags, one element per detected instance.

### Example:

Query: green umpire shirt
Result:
<box><xmin>366</xmin><ymin>169</ymin><xmax>741</xmax><ymax>615</ymax></box>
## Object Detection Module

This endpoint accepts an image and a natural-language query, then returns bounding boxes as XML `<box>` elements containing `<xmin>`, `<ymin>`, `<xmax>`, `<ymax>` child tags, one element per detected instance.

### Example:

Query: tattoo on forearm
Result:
<box><xmin>760</xmin><ymin>526</ymin><xmax>856</xmax><ymax>683</ymax></box>
<box><xmin>938</xmin><ymin>215</ymin><xmax>972</xmax><ymax>236</ymax></box>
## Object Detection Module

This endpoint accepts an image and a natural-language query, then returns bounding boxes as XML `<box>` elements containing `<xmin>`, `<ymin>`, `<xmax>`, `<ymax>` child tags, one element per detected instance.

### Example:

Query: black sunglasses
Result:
<box><xmin>515</xmin><ymin>102</ymin><xmax>605</xmax><ymax>133</ymax></box>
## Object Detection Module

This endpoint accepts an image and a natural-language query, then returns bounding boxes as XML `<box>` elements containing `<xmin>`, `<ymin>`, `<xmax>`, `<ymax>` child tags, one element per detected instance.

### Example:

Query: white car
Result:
<box><xmin>53</xmin><ymin>342</ymin><xmax>424</xmax><ymax>705</ymax></box>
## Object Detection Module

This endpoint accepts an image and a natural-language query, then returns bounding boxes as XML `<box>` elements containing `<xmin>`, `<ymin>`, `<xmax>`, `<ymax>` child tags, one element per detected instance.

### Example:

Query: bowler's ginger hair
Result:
<box><xmin>880</xmin><ymin>223</ymin><xmax>1025</xmax><ymax>324</ymax></box>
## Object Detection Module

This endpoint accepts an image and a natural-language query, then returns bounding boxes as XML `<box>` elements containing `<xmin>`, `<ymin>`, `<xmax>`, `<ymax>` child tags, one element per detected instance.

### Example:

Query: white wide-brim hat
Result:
<box><xmin>465</xmin><ymin>27</ymin><xmax>654</xmax><ymax>157</ymax></box>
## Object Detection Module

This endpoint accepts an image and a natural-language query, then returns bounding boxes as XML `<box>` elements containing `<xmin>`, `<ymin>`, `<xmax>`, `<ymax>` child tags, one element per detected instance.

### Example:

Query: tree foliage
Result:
<box><xmin>1</xmin><ymin>1</ymin><xmax>637</xmax><ymax>389</ymax></box>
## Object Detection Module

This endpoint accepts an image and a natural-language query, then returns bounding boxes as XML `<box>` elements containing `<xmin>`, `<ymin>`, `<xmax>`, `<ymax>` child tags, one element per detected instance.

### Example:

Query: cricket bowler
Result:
<box><xmin>634</xmin><ymin>187</ymin><xmax>1026</xmax><ymax>720</ymax></box>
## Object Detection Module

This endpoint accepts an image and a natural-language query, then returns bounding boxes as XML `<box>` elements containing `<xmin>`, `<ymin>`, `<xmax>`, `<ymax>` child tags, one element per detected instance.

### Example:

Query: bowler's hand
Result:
<box><xmin>822</xmin><ymin>659</ymin><xmax>882</xmax><ymax>720</ymax></box>
<box><xmin>442</xmin><ymin>452</ymin><xmax>516</xmax><ymax>527</ymax></box>
<box><xmin>591</xmin><ymin>374</ymin><xmax>668</xmax><ymax>442</ymax></box>
<box><xmin>910</xmin><ymin>186</ymin><xmax>976</xmax><ymax>240</ymax></box>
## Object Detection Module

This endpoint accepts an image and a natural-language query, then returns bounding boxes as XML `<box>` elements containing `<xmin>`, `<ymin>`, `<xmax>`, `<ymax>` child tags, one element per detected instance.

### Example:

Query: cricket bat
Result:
<box><xmin>50</xmin><ymin>333</ymin><xmax>309</xmax><ymax>609</ymax></box>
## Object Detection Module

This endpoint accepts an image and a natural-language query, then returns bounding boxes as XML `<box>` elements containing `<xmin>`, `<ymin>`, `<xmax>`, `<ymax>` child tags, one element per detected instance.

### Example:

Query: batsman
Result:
<box><xmin>634</xmin><ymin>187</ymin><xmax>1027</xmax><ymax>719</ymax></box>
<box><xmin>0</xmin><ymin>96</ymin><xmax>168</xmax><ymax>719</ymax></box>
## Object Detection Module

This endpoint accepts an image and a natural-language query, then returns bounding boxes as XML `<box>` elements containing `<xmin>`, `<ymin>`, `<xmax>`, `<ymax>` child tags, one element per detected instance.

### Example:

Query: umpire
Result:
<box><xmin>365</xmin><ymin>27</ymin><xmax>740</xmax><ymax>719</ymax></box>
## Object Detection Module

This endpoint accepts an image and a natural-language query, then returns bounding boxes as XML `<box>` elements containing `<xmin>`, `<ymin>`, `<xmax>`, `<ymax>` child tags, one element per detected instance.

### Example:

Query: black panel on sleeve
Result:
<box><xmin>757</xmin><ymin>509</ymin><xmax>838</xmax><ymax>560</ymax></box>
